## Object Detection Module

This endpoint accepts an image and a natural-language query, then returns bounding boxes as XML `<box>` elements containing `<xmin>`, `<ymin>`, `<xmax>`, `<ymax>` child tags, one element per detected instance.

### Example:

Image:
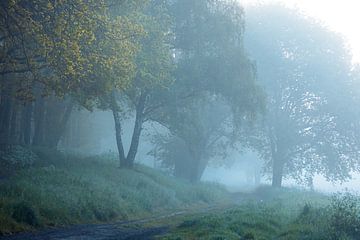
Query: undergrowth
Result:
<box><xmin>162</xmin><ymin>187</ymin><xmax>360</xmax><ymax>240</ymax></box>
<box><xmin>0</xmin><ymin>149</ymin><xmax>229</xmax><ymax>235</ymax></box>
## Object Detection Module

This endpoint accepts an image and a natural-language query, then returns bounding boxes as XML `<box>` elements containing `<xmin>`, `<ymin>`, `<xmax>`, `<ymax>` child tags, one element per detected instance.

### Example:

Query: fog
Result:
<box><xmin>59</xmin><ymin>109</ymin><xmax>360</xmax><ymax>195</ymax></box>
<box><xmin>1</xmin><ymin>0</ymin><xmax>360</xmax><ymax>238</ymax></box>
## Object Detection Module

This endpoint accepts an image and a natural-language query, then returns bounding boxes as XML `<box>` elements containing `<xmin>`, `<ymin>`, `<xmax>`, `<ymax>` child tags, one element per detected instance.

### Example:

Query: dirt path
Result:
<box><xmin>0</xmin><ymin>206</ymin><xmax>226</xmax><ymax>240</ymax></box>
<box><xmin>0</xmin><ymin>193</ymin><xmax>245</xmax><ymax>240</ymax></box>
<box><xmin>0</xmin><ymin>223</ymin><xmax>168</xmax><ymax>240</ymax></box>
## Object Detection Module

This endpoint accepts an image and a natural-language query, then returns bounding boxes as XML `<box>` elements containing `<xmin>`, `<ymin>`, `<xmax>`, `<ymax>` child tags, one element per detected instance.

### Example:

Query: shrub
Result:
<box><xmin>11</xmin><ymin>202</ymin><xmax>38</xmax><ymax>226</ymax></box>
<box><xmin>0</xmin><ymin>145</ymin><xmax>38</xmax><ymax>169</ymax></box>
<box><xmin>328</xmin><ymin>193</ymin><xmax>360</xmax><ymax>239</ymax></box>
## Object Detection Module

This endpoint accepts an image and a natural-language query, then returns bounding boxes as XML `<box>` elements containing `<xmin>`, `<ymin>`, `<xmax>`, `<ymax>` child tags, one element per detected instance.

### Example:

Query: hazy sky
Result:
<box><xmin>241</xmin><ymin>0</ymin><xmax>360</xmax><ymax>64</ymax></box>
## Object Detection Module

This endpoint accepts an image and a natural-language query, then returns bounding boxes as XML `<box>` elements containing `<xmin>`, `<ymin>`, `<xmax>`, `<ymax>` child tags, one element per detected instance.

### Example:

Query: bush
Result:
<box><xmin>0</xmin><ymin>145</ymin><xmax>39</xmax><ymax>179</ymax></box>
<box><xmin>11</xmin><ymin>202</ymin><xmax>38</xmax><ymax>226</ymax></box>
<box><xmin>328</xmin><ymin>193</ymin><xmax>360</xmax><ymax>239</ymax></box>
<box><xmin>0</xmin><ymin>145</ymin><xmax>38</xmax><ymax>169</ymax></box>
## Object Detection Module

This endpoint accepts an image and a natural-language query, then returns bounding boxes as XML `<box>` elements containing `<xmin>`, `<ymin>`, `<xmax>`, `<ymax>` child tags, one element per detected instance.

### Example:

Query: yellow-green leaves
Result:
<box><xmin>1</xmin><ymin>0</ymin><xmax>144</xmax><ymax>102</ymax></box>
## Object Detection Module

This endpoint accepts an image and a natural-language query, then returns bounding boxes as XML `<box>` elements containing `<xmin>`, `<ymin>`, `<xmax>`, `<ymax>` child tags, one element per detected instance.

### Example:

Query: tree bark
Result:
<box><xmin>21</xmin><ymin>102</ymin><xmax>33</xmax><ymax>145</ymax></box>
<box><xmin>46</xmin><ymin>100</ymin><xmax>74</xmax><ymax>149</ymax></box>
<box><xmin>192</xmin><ymin>156</ymin><xmax>208</xmax><ymax>183</ymax></box>
<box><xmin>32</xmin><ymin>95</ymin><xmax>45</xmax><ymax>146</ymax></box>
<box><xmin>0</xmin><ymin>88</ymin><xmax>13</xmax><ymax>144</ymax></box>
<box><xmin>110</xmin><ymin>92</ymin><xmax>127</xmax><ymax>167</ymax></box>
<box><xmin>272</xmin><ymin>157</ymin><xmax>284</xmax><ymax>187</ymax></box>
<box><xmin>126</xmin><ymin>92</ymin><xmax>147</xmax><ymax>168</ymax></box>
<box><xmin>9</xmin><ymin>101</ymin><xmax>18</xmax><ymax>144</ymax></box>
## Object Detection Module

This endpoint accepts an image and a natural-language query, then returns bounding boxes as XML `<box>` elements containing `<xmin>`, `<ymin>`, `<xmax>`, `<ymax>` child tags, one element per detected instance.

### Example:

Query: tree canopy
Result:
<box><xmin>245</xmin><ymin>5</ymin><xmax>360</xmax><ymax>187</ymax></box>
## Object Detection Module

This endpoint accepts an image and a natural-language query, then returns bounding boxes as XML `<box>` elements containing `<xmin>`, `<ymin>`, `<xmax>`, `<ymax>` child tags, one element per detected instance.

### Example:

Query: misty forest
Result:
<box><xmin>1</xmin><ymin>0</ymin><xmax>360</xmax><ymax>239</ymax></box>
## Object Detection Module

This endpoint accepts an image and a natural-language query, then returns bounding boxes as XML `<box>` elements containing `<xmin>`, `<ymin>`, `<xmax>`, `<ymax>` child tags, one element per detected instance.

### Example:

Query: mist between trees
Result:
<box><xmin>1</xmin><ymin>0</ymin><xmax>360</xmax><ymax>189</ymax></box>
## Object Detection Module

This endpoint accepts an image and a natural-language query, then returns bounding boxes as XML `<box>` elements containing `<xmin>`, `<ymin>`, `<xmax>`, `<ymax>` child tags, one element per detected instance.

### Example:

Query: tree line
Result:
<box><xmin>1</xmin><ymin>0</ymin><xmax>360</xmax><ymax>187</ymax></box>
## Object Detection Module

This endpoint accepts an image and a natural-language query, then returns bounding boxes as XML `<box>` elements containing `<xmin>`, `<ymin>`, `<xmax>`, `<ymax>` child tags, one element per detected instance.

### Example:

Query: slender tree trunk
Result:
<box><xmin>32</xmin><ymin>96</ymin><xmax>45</xmax><ymax>146</ymax></box>
<box><xmin>0</xmin><ymin>86</ymin><xmax>8</xmax><ymax>132</ymax></box>
<box><xmin>254</xmin><ymin>169</ymin><xmax>261</xmax><ymax>185</ymax></box>
<box><xmin>272</xmin><ymin>157</ymin><xmax>284</xmax><ymax>187</ymax></box>
<box><xmin>21</xmin><ymin>102</ymin><xmax>33</xmax><ymax>145</ymax></box>
<box><xmin>46</xmin><ymin>100</ymin><xmax>74</xmax><ymax>149</ymax></box>
<box><xmin>126</xmin><ymin>92</ymin><xmax>147</xmax><ymax>168</ymax></box>
<box><xmin>110</xmin><ymin>92</ymin><xmax>127</xmax><ymax>167</ymax></box>
<box><xmin>9</xmin><ymin>101</ymin><xmax>18</xmax><ymax>144</ymax></box>
<box><xmin>268</xmin><ymin>124</ymin><xmax>284</xmax><ymax>188</ymax></box>
<box><xmin>0</xmin><ymin>90</ymin><xmax>13</xmax><ymax>144</ymax></box>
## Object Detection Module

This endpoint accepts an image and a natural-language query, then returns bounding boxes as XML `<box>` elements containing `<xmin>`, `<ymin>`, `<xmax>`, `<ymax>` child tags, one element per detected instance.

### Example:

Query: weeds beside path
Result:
<box><xmin>0</xmin><ymin>204</ymin><xmax>233</xmax><ymax>240</ymax></box>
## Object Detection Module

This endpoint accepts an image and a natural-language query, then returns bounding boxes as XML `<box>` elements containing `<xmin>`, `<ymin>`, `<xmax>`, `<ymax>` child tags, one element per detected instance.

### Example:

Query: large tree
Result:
<box><xmin>244</xmin><ymin>5</ymin><xmax>360</xmax><ymax>187</ymax></box>
<box><xmin>149</xmin><ymin>0</ymin><xmax>264</xmax><ymax>182</ymax></box>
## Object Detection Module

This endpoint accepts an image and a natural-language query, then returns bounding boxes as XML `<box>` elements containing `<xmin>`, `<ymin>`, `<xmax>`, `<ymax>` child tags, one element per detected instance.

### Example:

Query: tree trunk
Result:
<box><xmin>110</xmin><ymin>93</ymin><xmax>127</xmax><ymax>167</ymax></box>
<box><xmin>192</xmin><ymin>157</ymin><xmax>208</xmax><ymax>183</ymax></box>
<box><xmin>126</xmin><ymin>92</ymin><xmax>147</xmax><ymax>168</ymax></box>
<box><xmin>47</xmin><ymin>100</ymin><xmax>74</xmax><ymax>149</ymax></box>
<box><xmin>32</xmin><ymin>96</ymin><xmax>45</xmax><ymax>146</ymax></box>
<box><xmin>272</xmin><ymin>157</ymin><xmax>284</xmax><ymax>187</ymax></box>
<box><xmin>9</xmin><ymin>101</ymin><xmax>18</xmax><ymax>144</ymax></box>
<box><xmin>0</xmin><ymin>90</ymin><xmax>13</xmax><ymax>144</ymax></box>
<box><xmin>21</xmin><ymin>102</ymin><xmax>33</xmax><ymax>145</ymax></box>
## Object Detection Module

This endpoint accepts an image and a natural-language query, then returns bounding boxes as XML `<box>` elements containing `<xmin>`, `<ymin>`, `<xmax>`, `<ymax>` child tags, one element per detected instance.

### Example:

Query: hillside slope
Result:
<box><xmin>0</xmin><ymin>149</ymin><xmax>229</xmax><ymax>235</ymax></box>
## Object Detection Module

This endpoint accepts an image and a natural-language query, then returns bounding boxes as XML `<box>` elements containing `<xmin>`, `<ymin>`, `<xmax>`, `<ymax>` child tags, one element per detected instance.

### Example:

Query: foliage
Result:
<box><xmin>162</xmin><ymin>186</ymin><xmax>327</xmax><ymax>240</ymax></box>
<box><xmin>104</xmin><ymin>0</ymin><xmax>175</xmax><ymax>168</ymax></box>
<box><xmin>244</xmin><ymin>4</ymin><xmax>360</xmax><ymax>186</ymax></box>
<box><xmin>0</xmin><ymin>145</ymin><xmax>38</xmax><ymax>171</ymax></box>
<box><xmin>11</xmin><ymin>202</ymin><xmax>38</xmax><ymax>227</ymax></box>
<box><xmin>1</xmin><ymin>0</ymin><xmax>143</xmax><ymax>100</ymax></box>
<box><xmin>149</xmin><ymin>0</ymin><xmax>264</xmax><ymax>181</ymax></box>
<box><xmin>162</xmin><ymin>187</ymin><xmax>360</xmax><ymax>240</ymax></box>
<box><xmin>328</xmin><ymin>193</ymin><xmax>360</xmax><ymax>239</ymax></box>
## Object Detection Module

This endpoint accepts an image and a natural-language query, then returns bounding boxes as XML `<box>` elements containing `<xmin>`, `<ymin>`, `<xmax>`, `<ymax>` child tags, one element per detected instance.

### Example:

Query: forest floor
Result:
<box><xmin>0</xmin><ymin>187</ymin><xmax>344</xmax><ymax>240</ymax></box>
<box><xmin>0</xmin><ymin>204</ymin><xmax>226</xmax><ymax>240</ymax></box>
<box><xmin>0</xmin><ymin>149</ymin><xmax>359</xmax><ymax>239</ymax></box>
<box><xmin>0</xmin><ymin>192</ymin><xmax>269</xmax><ymax>240</ymax></box>
<box><xmin>0</xmin><ymin>149</ymin><xmax>230</xmax><ymax>237</ymax></box>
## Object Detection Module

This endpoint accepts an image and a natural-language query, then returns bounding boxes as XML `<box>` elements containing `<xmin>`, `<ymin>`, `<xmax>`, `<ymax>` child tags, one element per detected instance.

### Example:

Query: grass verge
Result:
<box><xmin>0</xmin><ymin>150</ymin><xmax>229</xmax><ymax>235</ymax></box>
<box><xmin>160</xmin><ymin>186</ymin><xmax>360</xmax><ymax>240</ymax></box>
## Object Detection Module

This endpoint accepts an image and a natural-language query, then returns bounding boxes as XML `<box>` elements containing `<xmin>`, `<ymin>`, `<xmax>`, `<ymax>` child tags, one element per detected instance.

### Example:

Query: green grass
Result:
<box><xmin>161</xmin><ymin>187</ymin><xmax>360</xmax><ymax>240</ymax></box>
<box><xmin>0</xmin><ymin>150</ymin><xmax>229</xmax><ymax>235</ymax></box>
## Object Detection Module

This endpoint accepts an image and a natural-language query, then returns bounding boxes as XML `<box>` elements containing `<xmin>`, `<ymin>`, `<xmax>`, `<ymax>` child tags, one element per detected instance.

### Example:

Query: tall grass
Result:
<box><xmin>162</xmin><ymin>186</ymin><xmax>360</xmax><ymax>240</ymax></box>
<box><xmin>0</xmin><ymin>150</ymin><xmax>229</xmax><ymax>235</ymax></box>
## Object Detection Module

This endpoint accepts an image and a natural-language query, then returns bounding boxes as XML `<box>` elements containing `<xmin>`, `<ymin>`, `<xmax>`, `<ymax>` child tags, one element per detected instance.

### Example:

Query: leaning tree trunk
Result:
<box><xmin>111</xmin><ymin>91</ymin><xmax>147</xmax><ymax>169</ymax></box>
<box><xmin>110</xmin><ymin>92</ymin><xmax>127</xmax><ymax>167</ymax></box>
<box><xmin>125</xmin><ymin>92</ymin><xmax>147</xmax><ymax>168</ymax></box>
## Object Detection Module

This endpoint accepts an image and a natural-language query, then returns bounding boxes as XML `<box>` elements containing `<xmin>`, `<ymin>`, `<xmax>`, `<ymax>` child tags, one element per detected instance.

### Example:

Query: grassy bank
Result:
<box><xmin>0</xmin><ymin>149</ymin><xmax>229</xmax><ymax>235</ymax></box>
<box><xmin>161</xmin><ymin>186</ymin><xmax>360</xmax><ymax>240</ymax></box>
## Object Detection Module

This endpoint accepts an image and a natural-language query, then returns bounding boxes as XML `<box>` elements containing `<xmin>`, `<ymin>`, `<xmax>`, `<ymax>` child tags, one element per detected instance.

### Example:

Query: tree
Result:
<box><xmin>107</xmin><ymin>0</ymin><xmax>174</xmax><ymax>168</ymax></box>
<box><xmin>149</xmin><ymin>0</ymin><xmax>264</xmax><ymax>182</ymax></box>
<box><xmin>245</xmin><ymin>5</ymin><xmax>360</xmax><ymax>187</ymax></box>
<box><xmin>0</xmin><ymin>0</ymin><xmax>143</xmax><ymax>148</ymax></box>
